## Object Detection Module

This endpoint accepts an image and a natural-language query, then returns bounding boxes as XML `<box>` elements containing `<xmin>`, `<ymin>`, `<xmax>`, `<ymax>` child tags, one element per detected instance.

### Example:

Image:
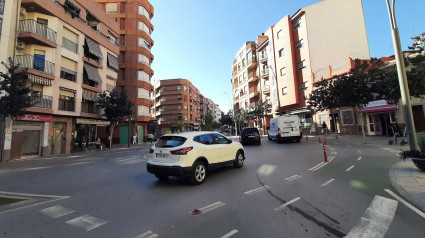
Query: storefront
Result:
<box><xmin>74</xmin><ymin>118</ymin><xmax>109</xmax><ymax>151</ymax></box>
<box><xmin>361</xmin><ymin>100</ymin><xmax>397</xmax><ymax>136</ymax></box>
<box><xmin>10</xmin><ymin>114</ymin><xmax>52</xmax><ymax>160</ymax></box>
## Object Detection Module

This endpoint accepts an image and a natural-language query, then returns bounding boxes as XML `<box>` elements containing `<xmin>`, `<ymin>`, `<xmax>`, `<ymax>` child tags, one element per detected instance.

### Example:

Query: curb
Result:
<box><xmin>389</xmin><ymin>160</ymin><xmax>425</xmax><ymax>212</ymax></box>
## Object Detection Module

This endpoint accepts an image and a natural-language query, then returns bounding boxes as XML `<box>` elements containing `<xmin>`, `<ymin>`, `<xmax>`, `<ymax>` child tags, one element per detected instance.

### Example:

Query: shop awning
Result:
<box><xmin>107</xmin><ymin>53</ymin><xmax>119</xmax><ymax>71</ymax></box>
<box><xmin>85</xmin><ymin>37</ymin><xmax>103</xmax><ymax>58</ymax></box>
<box><xmin>83</xmin><ymin>64</ymin><xmax>102</xmax><ymax>83</ymax></box>
<box><xmin>82</xmin><ymin>88</ymin><xmax>98</xmax><ymax>101</ymax></box>
<box><xmin>361</xmin><ymin>104</ymin><xmax>397</xmax><ymax>113</ymax></box>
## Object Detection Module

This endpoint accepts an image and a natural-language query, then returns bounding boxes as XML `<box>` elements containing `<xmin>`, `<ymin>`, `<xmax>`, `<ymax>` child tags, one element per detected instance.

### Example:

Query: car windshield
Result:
<box><xmin>155</xmin><ymin>136</ymin><xmax>187</xmax><ymax>148</ymax></box>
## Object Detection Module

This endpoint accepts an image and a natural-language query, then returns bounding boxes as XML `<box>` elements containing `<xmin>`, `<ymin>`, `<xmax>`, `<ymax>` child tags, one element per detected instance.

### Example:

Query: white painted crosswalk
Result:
<box><xmin>114</xmin><ymin>156</ymin><xmax>145</xmax><ymax>165</ymax></box>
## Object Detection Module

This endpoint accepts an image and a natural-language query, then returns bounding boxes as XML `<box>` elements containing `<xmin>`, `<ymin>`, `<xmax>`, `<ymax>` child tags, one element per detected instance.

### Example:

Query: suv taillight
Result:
<box><xmin>170</xmin><ymin>147</ymin><xmax>193</xmax><ymax>155</ymax></box>
<box><xmin>149</xmin><ymin>148</ymin><xmax>154</xmax><ymax>153</ymax></box>
<box><xmin>278</xmin><ymin>128</ymin><xmax>281</xmax><ymax>133</ymax></box>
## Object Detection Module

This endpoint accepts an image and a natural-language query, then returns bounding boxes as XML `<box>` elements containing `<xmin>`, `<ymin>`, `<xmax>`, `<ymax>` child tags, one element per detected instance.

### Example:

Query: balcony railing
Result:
<box><xmin>31</xmin><ymin>95</ymin><xmax>53</xmax><ymax>109</ymax></box>
<box><xmin>15</xmin><ymin>55</ymin><xmax>55</xmax><ymax>75</ymax></box>
<box><xmin>18</xmin><ymin>19</ymin><xmax>57</xmax><ymax>44</ymax></box>
<box><xmin>260</xmin><ymin>53</ymin><xmax>268</xmax><ymax>62</ymax></box>
<box><xmin>263</xmin><ymin>85</ymin><xmax>270</xmax><ymax>93</ymax></box>
<box><xmin>63</xmin><ymin>37</ymin><xmax>78</xmax><ymax>53</ymax></box>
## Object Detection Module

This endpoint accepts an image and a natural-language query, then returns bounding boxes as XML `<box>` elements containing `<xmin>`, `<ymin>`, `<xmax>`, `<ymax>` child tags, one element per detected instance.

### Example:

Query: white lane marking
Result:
<box><xmin>244</xmin><ymin>186</ymin><xmax>270</xmax><ymax>195</ymax></box>
<box><xmin>385</xmin><ymin>189</ymin><xmax>425</xmax><ymax>219</ymax></box>
<box><xmin>381</xmin><ymin>148</ymin><xmax>393</xmax><ymax>150</ymax></box>
<box><xmin>345</xmin><ymin>165</ymin><xmax>355</xmax><ymax>172</ymax></box>
<box><xmin>119</xmin><ymin>159</ymin><xmax>144</xmax><ymax>165</ymax></box>
<box><xmin>135</xmin><ymin>230</ymin><xmax>159</xmax><ymax>238</ymax></box>
<box><xmin>66</xmin><ymin>214</ymin><xmax>108</xmax><ymax>231</ymax></box>
<box><xmin>284</xmin><ymin>175</ymin><xmax>302</xmax><ymax>182</ymax></box>
<box><xmin>328</xmin><ymin>156</ymin><xmax>336</xmax><ymax>162</ymax></box>
<box><xmin>23</xmin><ymin>166</ymin><xmax>53</xmax><ymax>171</ymax></box>
<box><xmin>346</xmin><ymin>145</ymin><xmax>353</xmax><ymax>148</ymax></box>
<box><xmin>220</xmin><ymin>229</ymin><xmax>239</xmax><ymax>238</ymax></box>
<box><xmin>358</xmin><ymin>150</ymin><xmax>362</xmax><ymax>154</ymax></box>
<box><xmin>345</xmin><ymin>195</ymin><xmax>398</xmax><ymax>238</ymax></box>
<box><xmin>310</xmin><ymin>157</ymin><xmax>335</xmax><ymax>171</ymax></box>
<box><xmin>308</xmin><ymin>162</ymin><xmax>324</xmax><ymax>171</ymax></box>
<box><xmin>321</xmin><ymin>179</ymin><xmax>335</xmax><ymax>187</ymax></box>
<box><xmin>0</xmin><ymin>192</ymin><xmax>70</xmax><ymax>215</ymax></box>
<box><xmin>334</xmin><ymin>142</ymin><xmax>339</xmax><ymax>144</ymax></box>
<box><xmin>196</xmin><ymin>202</ymin><xmax>226</xmax><ymax>214</ymax></box>
<box><xmin>274</xmin><ymin>197</ymin><xmax>301</xmax><ymax>211</ymax></box>
<box><xmin>114</xmin><ymin>157</ymin><xmax>137</xmax><ymax>162</ymax></box>
<box><xmin>66</xmin><ymin>161</ymin><xmax>93</xmax><ymax>166</ymax></box>
<box><xmin>357</xmin><ymin>156</ymin><xmax>362</xmax><ymax>161</ymax></box>
<box><xmin>40</xmin><ymin>205</ymin><xmax>74</xmax><ymax>218</ymax></box>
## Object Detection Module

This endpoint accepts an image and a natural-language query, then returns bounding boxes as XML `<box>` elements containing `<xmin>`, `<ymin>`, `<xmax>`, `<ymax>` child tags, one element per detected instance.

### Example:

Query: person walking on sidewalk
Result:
<box><xmin>322</xmin><ymin>122</ymin><xmax>328</xmax><ymax>136</ymax></box>
<box><xmin>95</xmin><ymin>137</ymin><xmax>101</xmax><ymax>150</ymax></box>
<box><xmin>106</xmin><ymin>136</ymin><xmax>111</xmax><ymax>149</ymax></box>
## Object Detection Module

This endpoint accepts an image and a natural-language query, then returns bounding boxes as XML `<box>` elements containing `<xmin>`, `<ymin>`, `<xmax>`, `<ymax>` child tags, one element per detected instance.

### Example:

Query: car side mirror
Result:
<box><xmin>228</xmin><ymin>139</ymin><xmax>232</xmax><ymax>143</ymax></box>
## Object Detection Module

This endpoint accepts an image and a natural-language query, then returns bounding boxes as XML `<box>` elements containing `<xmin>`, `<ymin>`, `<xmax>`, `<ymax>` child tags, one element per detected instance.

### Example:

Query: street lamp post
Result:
<box><xmin>223</xmin><ymin>92</ymin><xmax>238</xmax><ymax>136</ymax></box>
<box><xmin>385</xmin><ymin>0</ymin><xmax>418</xmax><ymax>151</ymax></box>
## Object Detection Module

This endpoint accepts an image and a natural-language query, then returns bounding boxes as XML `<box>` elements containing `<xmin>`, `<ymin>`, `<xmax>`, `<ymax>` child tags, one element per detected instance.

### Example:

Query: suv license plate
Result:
<box><xmin>156</xmin><ymin>153</ymin><xmax>168</xmax><ymax>158</ymax></box>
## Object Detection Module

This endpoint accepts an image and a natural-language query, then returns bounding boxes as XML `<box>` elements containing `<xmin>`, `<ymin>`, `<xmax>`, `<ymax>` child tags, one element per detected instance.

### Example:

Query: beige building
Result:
<box><xmin>2</xmin><ymin>0</ymin><xmax>119</xmax><ymax>161</ymax></box>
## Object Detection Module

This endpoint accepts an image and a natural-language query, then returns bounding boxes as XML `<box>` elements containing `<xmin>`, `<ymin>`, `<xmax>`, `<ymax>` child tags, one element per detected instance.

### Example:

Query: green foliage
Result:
<box><xmin>97</xmin><ymin>88</ymin><xmax>133</xmax><ymax>127</ymax></box>
<box><xmin>220</xmin><ymin>111</ymin><xmax>233</xmax><ymax>126</ymax></box>
<box><xmin>203</xmin><ymin>111</ymin><xmax>221</xmax><ymax>131</ymax></box>
<box><xmin>170</xmin><ymin>119</ymin><xmax>184</xmax><ymax>132</ymax></box>
<box><xmin>408</xmin><ymin>32</ymin><xmax>425</xmax><ymax>52</ymax></box>
<box><xmin>0</xmin><ymin>58</ymin><xmax>32</xmax><ymax>118</ymax></box>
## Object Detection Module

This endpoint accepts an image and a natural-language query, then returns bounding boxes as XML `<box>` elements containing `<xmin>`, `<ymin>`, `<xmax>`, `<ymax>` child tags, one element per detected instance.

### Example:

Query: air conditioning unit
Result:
<box><xmin>20</xmin><ymin>8</ymin><xmax>27</xmax><ymax>16</ymax></box>
<box><xmin>16</xmin><ymin>41</ymin><xmax>26</xmax><ymax>51</ymax></box>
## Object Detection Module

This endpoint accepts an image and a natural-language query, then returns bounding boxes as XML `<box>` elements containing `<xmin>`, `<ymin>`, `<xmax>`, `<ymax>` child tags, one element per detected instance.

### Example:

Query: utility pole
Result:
<box><xmin>386</xmin><ymin>0</ymin><xmax>418</xmax><ymax>151</ymax></box>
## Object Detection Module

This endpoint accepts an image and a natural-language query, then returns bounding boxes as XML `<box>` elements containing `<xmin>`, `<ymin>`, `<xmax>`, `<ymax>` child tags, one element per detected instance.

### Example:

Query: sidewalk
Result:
<box><xmin>314</xmin><ymin>133</ymin><xmax>425</xmax><ymax>212</ymax></box>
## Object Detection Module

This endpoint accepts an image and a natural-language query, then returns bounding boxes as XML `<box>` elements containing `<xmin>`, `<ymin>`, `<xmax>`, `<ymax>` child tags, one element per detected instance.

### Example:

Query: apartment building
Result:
<box><xmin>153</xmin><ymin>79</ymin><xmax>202</xmax><ymax>133</ymax></box>
<box><xmin>95</xmin><ymin>0</ymin><xmax>154</xmax><ymax>144</ymax></box>
<box><xmin>232</xmin><ymin>42</ymin><xmax>258</xmax><ymax>112</ymax></box>
<box><xmin>232</xmin><ymin>0</ymin><xmax>370</xmax><ymax>132</ymax></box>
<box><xmin>1</xmin><ymin>0</ymin><xmax>119</xmax><ymax>161</ymax></box>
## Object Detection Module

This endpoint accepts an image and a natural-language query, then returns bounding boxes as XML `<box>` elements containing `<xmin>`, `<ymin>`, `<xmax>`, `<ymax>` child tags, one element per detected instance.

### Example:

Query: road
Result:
<box><xmin>1</xmin><ymin>136</ymin><xmax>425</xmax><ymax>238</ymax></box>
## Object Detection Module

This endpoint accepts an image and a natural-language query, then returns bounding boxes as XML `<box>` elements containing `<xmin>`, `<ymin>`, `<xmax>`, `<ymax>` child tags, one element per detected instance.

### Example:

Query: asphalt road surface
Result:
<box><xmin>1</xmin><ymin>136</ymin><xmax>425</xmax><ymax>238</ymax></box>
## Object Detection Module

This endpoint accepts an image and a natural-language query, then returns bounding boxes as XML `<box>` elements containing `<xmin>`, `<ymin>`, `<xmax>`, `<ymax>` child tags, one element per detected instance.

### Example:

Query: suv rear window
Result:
<box><xmin>155</xmin><ymin>136</ymin><xmax>187</xmax><ymax>148</ymax></box>
<box><xmin>242</xmin><ymin>128</ymin><xmax>259</xmax><ymax>134</ymax></box>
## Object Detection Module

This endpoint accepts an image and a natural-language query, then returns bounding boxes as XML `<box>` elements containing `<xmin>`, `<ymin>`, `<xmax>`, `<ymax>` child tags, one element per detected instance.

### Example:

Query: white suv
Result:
<box><xmin>146</xmin><ymin>132</ymin><xmax>245</xmax><ymax>185</ymax></box>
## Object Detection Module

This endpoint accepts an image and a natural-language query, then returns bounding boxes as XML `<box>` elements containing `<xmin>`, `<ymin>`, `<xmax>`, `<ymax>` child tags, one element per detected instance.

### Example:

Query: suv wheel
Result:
<box><xmin>189</xmin><ymin>161</ymin><xmax>206</xmax><ymax>185</ymax></box>
<box><xmin>233</xmin><ymin>151</ymin><xmax>244</xmax><ymax>168</ymax></box>
<box><xmin>155</xmin><ymin>174</ymin><xmax>169</xmax><ymax>181</ymax></box>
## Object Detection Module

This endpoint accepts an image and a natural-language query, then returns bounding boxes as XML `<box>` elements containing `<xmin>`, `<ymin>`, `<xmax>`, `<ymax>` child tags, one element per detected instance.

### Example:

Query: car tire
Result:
<box><xmin>155</xmin><ymin>174</ymin><xmax>169</xmax><ymax>181</ymax></box>
<box><xmin>277</xmin><ymin>135</ymin><xmax>281</xmax><ymax>143</ymax></box>
<box><xmin>296</xmin><ymin>138</ymin><xmax>300</xmax><ymax>143</ymax></box>
<box><xmin>258</xmin><ymin>140</ymin><xmax>261</xmax><ymax>145</ymax></box>
<box><xmin>233</xmin><ymin>151</ymin><xmax>244</xmax><ymax>168</ymax></box>
<box><xmin>189</xmin><ymin>161</ymin><xmax>206</xmax><ymax>185</ymax></box>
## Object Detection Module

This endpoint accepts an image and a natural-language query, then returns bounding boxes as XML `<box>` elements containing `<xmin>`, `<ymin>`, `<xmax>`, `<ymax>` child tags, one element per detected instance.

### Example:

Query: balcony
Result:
<box><xmin>31</xmin><ymin>95</ymin><xmax>53</xmax><ymax>109</ymax></box>
<box><xmin>17</xmin><ymin>19</ymin><xmax>57</xmax><ymax>47</ymax></box>
<box><xmin>15</xmin><ymin>54</ymin><xmax>55</xmax><ymax>76</ymax></box>
<box><xmin>248</xmin><ymin>72</ymin><xmax>258</xmax><ymax>83</ymax></box>
<box><xmin>249</xmin><ymin>87</ymin><xmax>259</xmax><ymax>98</ymax></box>
<box><xmin>247</xmin><ymin>55</ymin><xmax>257</xmax><ymax>69</ymax></box>
<box><xmin>261</xmin><ymin>69</ymin><xmax>269</xmax><ymax>78</ymax></box>
<box><xmin>260</xmin><ymin>53</ymin><xmax>267</xmax><ymax>63</ymax></box>
<box><xmin>263</xmin><ymin>85</ymin><xmax>270</xmax><ymax>94</ymax></box>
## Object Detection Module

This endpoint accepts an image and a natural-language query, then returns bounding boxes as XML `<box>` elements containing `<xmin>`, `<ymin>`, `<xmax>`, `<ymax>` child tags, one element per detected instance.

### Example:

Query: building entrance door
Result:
<box><xmin>120</xmin><ymin>126</ymin><xmax>128</xmax><ymax>144</ymax></box>
<box><xmin>368</xmin><ymin>114</ymin><xmax>382</xmax><ymax>135</ymax></box>
<box><xmin>137</xmin><ymin>126</ymin><xmax>144</xmax><ymax>144</ymax></box>
<box><xmin>52</xmin><ymin>122</ymin><xmax>66</xmax><ymax>155</ymax></box>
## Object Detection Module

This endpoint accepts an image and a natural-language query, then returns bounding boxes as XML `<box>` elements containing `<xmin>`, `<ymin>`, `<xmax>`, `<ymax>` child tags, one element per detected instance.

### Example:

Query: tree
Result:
<box><xmin>0</xmin><ymin>58</ymin><xmax>32</xmax><ymax>119</ymax></box>
<box><xmin>170</xmin><ymin>119</ymin><xmax>184</xmax><ymax>133</ymax></box>
<box><xmin>97</xmin><ymin>88</ymin><xmax>133</xmax><ymax>148</ymax></box>
<box><xmin>408</xmin><ymin>32</ymin><xmax>425</xmax><ymax>52</ymax></box>
<box><xmin>249</xmin><ymin>99</ymin><xmax>272</xmax><ymax>132</ymax></box>
<box><xmin>220</xmin><ymin>111</ymin><xmax>233</xmax><ymax>126</ymax></box>
<box><xmin>203</xmin><ymin>111</ymin><xmax>221</xmax><ymax>131</ymax></box>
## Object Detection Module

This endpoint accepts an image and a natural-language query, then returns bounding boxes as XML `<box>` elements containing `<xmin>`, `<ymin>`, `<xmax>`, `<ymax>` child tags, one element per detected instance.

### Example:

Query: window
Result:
<box><xmin>138</xmin><ymin>54</ymin><xmax>150</xmax><ymax>65</ymax></box>
<box><xmin>242</xmin><ymin>59</ymin><xmax>246</xmax><ymax>67</ymax></box>
<box><xmin>58</xmin><ymin>88</ymin><xmax>75</xmax><ymax>111</ymax></box>
<box><xmin>177</xmin><ymin>96</ymin><xmax>182</xmax><ymax>100</ymax></box>
<box><xmin>243</xmin><ymin>72</ymin><xmax>246</xmax><ymax>80</ymax></box>
<box><xmin>138</xmin><ymin>70</ymin><xmax>150</xmax><ymax>82</ymax></box>
<box><xmin>341</xmin><ymin>109</ymin><xmax>354</xmax><ymax>125</ymax></box>
<box><xmin>184</xmin><ymin>86</ymin><xmax>187</xmax><ymax>91</ymax></box>
<box><xmin>138</xmin><ymin>21</ymin><xmax>150</xmax><ymax>34</ymax></box>
<box><xmin>297</xmin><ymin>60</ymin><xmax>306</xmax><ymax>70</ymax></box>
<box><xmin>138</xmin><ymin>38</ymin><xmax>150</xmax><ymax>49</ymax></box>
<box><xmin>279</xmin><ymin>49</ymin><xmax>284</xmax><ymax>58</ymax></box>
<box><xmin>60</xmin><ymin>57</ymin><xmax>77</xmax><ymax>82</ymax></box>
<box><xmin>105</xmin><ymin>3</ymin><xmax>117</xmax><ymax>14</ymax></box>
<box><xmin>138</xmin><ymin>5</ymin><xmax>150</xmax><ymax>19</ymax></box>
<box><xmin>294</xmin><ymin>21</ymin><xmax>301</xmax><ymax>30</ymax></box>
<box><xmin>299</xmin><ymin>82</ymin><xmax>308</xmax><ymax>92</ymax></box>
<box><xmin>138</xmin><ymin>88</ymin><xmax>150</xmax><ymax>99</ymax></box>
<box><xmin>177</xmin><ymin>86</ymin><xmax>181</xmax><ymax>91</ymax></box>
<box><xmin>138</xmin><ymin>105</ymin><xmax>150</xmax><ymax>116</ymax></box>
<box><xmin>212</xmin><ymin>134</ymin><xmax>230</xmax><ymax>144</ymax></box>
<box><xmin>277</xmin><ymin>30</ymin><xmax>282</xmax><ymax>39</ymax></box>
<box><xmin>194</xmin><ymin>134</ymin><xmax>214</xmax><ymax>145</ymax></box>
<box><xmin>296</xmin><ymin>39</ymin><xmax>304</xmax><ymax>50</ymax></box>
<box><xmin>177</xmin><ymin>115</ymin><xmax>182</xmax><ymax>120</ymax></box>
<box><xmin>184</xmin><ymin>105</ymin><xmax>188</xmax><ymax>109</ymax></box>
<box><xmin>282</xmin><ymin>87</ymin><xmax>288</xmax><ymax>95</ymax></box>
<box><xmin>280</xmin><ymin>67</ymin><xmax>286</xmax><ymax>76</ymax></box>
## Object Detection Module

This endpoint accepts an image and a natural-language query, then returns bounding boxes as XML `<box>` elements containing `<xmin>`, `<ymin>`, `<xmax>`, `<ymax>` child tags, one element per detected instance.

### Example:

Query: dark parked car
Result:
<box><xmin>239</xmin><ymin>127</ymin><xmax>261</xmax><ymax>145</ymax></box>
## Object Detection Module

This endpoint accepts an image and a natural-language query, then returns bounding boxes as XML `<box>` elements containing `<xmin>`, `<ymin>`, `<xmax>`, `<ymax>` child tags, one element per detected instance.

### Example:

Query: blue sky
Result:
<box><xmin>149</xmin><ymin>0</ymin><xmax>425</xmax><ymax>113</ymax></box>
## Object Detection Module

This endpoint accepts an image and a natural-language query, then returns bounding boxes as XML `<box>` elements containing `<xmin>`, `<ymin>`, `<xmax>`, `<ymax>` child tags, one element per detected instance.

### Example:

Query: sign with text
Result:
<box><xmin>76</xmin><ymin>118</ymin><xmax>110</xmax><ymax>125</ymax></box>
<box><xmin>366</xmin><ymin>100</ymin><xmax>388</xmax><ymax>108</ymax></box>
<box><xmin>17</xmin><ymin>114</ymin><xmax>53</xmax><ymax>122</ymax></box>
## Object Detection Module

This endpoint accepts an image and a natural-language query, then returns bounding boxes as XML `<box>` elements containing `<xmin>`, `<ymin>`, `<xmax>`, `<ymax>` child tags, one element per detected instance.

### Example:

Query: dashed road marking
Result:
<box><xmin>385</xmin><ymin>189</ymin><xmax>425</xmax><ymax>219</ymax></box>
<box><xmin>321</xmin><ymin>179</ymin><xmax>335</xmax><ymax>187</ymax></box>
<box><xmin>23</xmin><ymin>166</ymin><xmax>53</xmax><ymax>171</ymax></box>
<box><xmin>308</xmin><ymin>162</ymin><xmax>324</xmax><ymax>171</ymax></box>
<box><xmin>345</xmin><ymin>195</ymin><xmax>398</xmax><ymax>238</ymax></box>
<box><xmin>274</xmin><ymin>197</ymin><xmax>301</xmax><ymax>211</ymax></box>
<box><xmin>309</xmin><ymin>156</ymin><xmax>335</xmax><ymax>171</ymax></box>
<box><xmin>284</xmin><ymin>175</ymin><xmax>302</xmax><ymax>182</ymax></box>
<box><xmin>220</xmin><ymin>229</ymin><xmax>238</xmax><ymax>238</ymax></box>
<box><xmin>66</xmin><ymin>162</ymin><xmax>93</xmax><ymax>166</ymax></box>
<box><xmin>358</xmin><ymin>150</ymin><xmax>362</xmax><ymax>154</ymax></box>
<box><xmin>357</xmin><ymin>156</ymin><xmax>362</xmax><ymax>161</ymax></box>
<box><xmin>66</xmin><ymin>214</ymin><xmax>108</xmax><ymax>231</ymax></box>
<box><xmin>135</xmin><ymin>230</ymin><xmax>159</xmax><ymax>238</ymax></box>
<box><xmin>331</xmin><ymin>151</ymin><xmax>338</xmax><ymax>155</ymax></box>
<box><xmin>345</xmin><ymin>165</ymin><xmax>355</xmax><ymax>172</ymax></box>
<box><xmin>244</xmin><ymin>186</ymin><xmax>270</xmax><ymax>195</ymax></box>
<box><xmin>346</xmin><ymin>145</ymin><xmax>353</xmax><ymax>148</ymax></box>
<box><xmin>193</xmin><ymin>202</ymin><xmax>226</xmax><ymax>215</ymax></box>
<box><xmin>40</xmin><ymin>205</ymin><xmax>74</xmax><ymax>218</ymax></box>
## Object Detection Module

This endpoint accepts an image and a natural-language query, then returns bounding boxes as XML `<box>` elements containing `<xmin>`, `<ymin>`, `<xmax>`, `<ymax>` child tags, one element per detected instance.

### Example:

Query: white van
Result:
<box><xmin>268</xmin><ymin>115</ymin><xmax>302</xmax><ymax>143</ymax></box>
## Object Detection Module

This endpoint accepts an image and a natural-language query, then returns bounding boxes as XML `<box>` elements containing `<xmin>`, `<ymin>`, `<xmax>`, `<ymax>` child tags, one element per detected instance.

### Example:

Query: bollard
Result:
<box><xmin>324</xmin><ymin>137</ymin><xmax>327</xmax><ymax>145</ymax></box>
<box><xmin>305</xmin><ymin>133</ymin><xmax>308</xmax><ymax>141</ymax></box>
<box><xmin>319</xmin><ymin>137</ymin><xmax>321</xmax><ymax>143</ymax></box>
<box><xmin>323</xmin><ymin>143</ymin><xmax>328</xmax><ymax>162</ymax></box>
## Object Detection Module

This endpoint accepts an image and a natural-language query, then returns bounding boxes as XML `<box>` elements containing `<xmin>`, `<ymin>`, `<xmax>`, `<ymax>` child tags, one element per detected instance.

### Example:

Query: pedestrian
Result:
<box><xmin>95</xmin><ymin>137</ymin><xmax>101</xmax><ymax>150</ymax></box>
<box><xmin>133</xmin><ymin>135</ymin><xmax>137</xmax><ymax>144</ymax></box>
<box><xmin>322</xmin><ymin>122</ymin><xmax>328</xmax><ymax>136</ymax></box>
<box><xmin>106</xmin><ymin>136</ymin><xmax>111</xmax><ymax>149</ymax></box>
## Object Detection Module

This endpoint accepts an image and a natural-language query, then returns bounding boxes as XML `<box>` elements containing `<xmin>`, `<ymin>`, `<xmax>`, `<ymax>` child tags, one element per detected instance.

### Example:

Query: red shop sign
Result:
<box><xmin>17</xmin><ymin>114</ymin><xmax>53</xmax><ymax>122</ymax></box>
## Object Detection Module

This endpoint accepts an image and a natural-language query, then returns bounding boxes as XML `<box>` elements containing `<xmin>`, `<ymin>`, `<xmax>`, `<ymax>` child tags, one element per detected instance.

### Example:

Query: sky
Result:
<box><xmin>149</xmin><ymin>0</ymin><xmax>425</xmax><ymax>114</ymax></box>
